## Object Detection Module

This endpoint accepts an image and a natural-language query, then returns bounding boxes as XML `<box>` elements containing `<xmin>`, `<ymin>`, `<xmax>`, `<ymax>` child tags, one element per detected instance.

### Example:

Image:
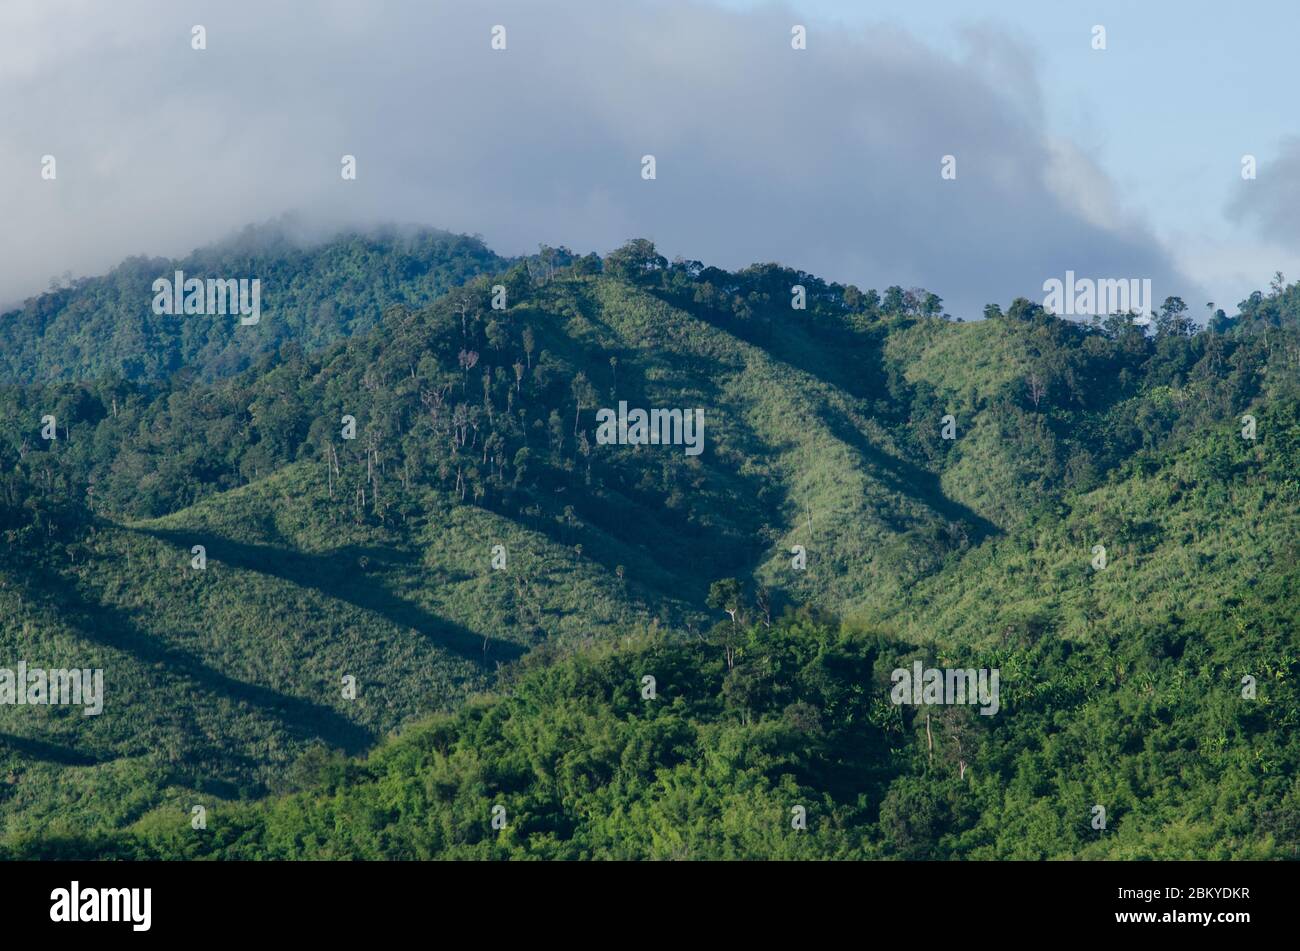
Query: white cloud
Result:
<box><xmin>0</xmin><ymin>0</ymin><xmax>1192</xmax><ymax>317</ymax></box>
<box><xmin>1227</xmin><ymin>136</ymin><xmax>1300</xmax><ymax>249</ymax></box>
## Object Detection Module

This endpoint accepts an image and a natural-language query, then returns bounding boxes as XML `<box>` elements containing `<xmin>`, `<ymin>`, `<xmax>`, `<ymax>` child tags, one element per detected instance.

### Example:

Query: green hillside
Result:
<box><xmin>1</xmin><ymin>233</ymin><xmax>1298</xmax><ymax>858</ymax></box>
<box><xmin>0</xmin><ymin>220</ymin><xmax>506</xmax><ymax>384</ymax></box>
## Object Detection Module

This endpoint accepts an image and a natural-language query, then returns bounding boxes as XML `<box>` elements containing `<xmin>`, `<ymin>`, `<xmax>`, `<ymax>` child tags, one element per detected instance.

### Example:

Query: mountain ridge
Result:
<box><xmin>1</xmin><ymin>228</ymin><xmax>1297</xmax><ymax>858</ymax></box>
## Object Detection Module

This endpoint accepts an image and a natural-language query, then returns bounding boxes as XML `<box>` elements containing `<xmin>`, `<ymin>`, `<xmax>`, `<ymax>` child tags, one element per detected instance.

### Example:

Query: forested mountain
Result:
<box><xmin>0</xmin><ymin>220</ymin><xmax>505</xmax><ymax>384</ymax></box>
<box><xmin>1</xmin><ymin>230</ymin><xmax>1297</xmax><ymax>858</ymax></box>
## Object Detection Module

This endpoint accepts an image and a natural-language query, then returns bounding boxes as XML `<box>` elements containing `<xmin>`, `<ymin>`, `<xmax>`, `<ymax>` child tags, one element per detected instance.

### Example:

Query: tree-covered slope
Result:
<box><xmin>0</xmin><ymin>220</ymin><xmax>505</xmax><ymax>384</ymax></box>
<box><xmin>1</xmin><ymin>233</ymin><xmax>1298</xmax><ymax>858</ymax></box>
<box><xmin>18</xmin><ymin>576</ymin><xmax>1298</xmax><ymax>860</ymax></box>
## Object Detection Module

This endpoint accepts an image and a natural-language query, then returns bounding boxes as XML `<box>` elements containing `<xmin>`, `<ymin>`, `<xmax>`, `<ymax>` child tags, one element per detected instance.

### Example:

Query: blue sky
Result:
<box><xmin>714</xmin><ymin>0</ymin><xmax>1300</xmax><ymax>310</ymax></box>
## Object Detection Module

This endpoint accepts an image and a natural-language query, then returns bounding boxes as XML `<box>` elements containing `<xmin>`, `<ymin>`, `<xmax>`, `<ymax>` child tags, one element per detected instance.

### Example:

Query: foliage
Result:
<box><xmin>2</xmin><ymin>234</ymin><xmax>1298</xmax><ymax>858</ymax></box>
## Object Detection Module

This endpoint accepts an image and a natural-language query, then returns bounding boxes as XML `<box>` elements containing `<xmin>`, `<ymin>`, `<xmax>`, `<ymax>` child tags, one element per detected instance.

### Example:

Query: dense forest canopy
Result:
<box><xmin>0</xmin><ymin>220</ymin><xmax>505</xmax><ymax>385</ymax></box>
<box><xmin>0</xmin><ymin>228</ymin><xmax>1297</xmax><ymax>859</ymax></box>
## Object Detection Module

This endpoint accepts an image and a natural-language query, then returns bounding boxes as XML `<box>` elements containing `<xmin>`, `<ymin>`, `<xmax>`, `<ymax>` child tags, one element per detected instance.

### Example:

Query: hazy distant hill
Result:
<box><xmin>0</xmin><ymin>220</ymin><xmax>506</xmax><ymax>384</ymax></box>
